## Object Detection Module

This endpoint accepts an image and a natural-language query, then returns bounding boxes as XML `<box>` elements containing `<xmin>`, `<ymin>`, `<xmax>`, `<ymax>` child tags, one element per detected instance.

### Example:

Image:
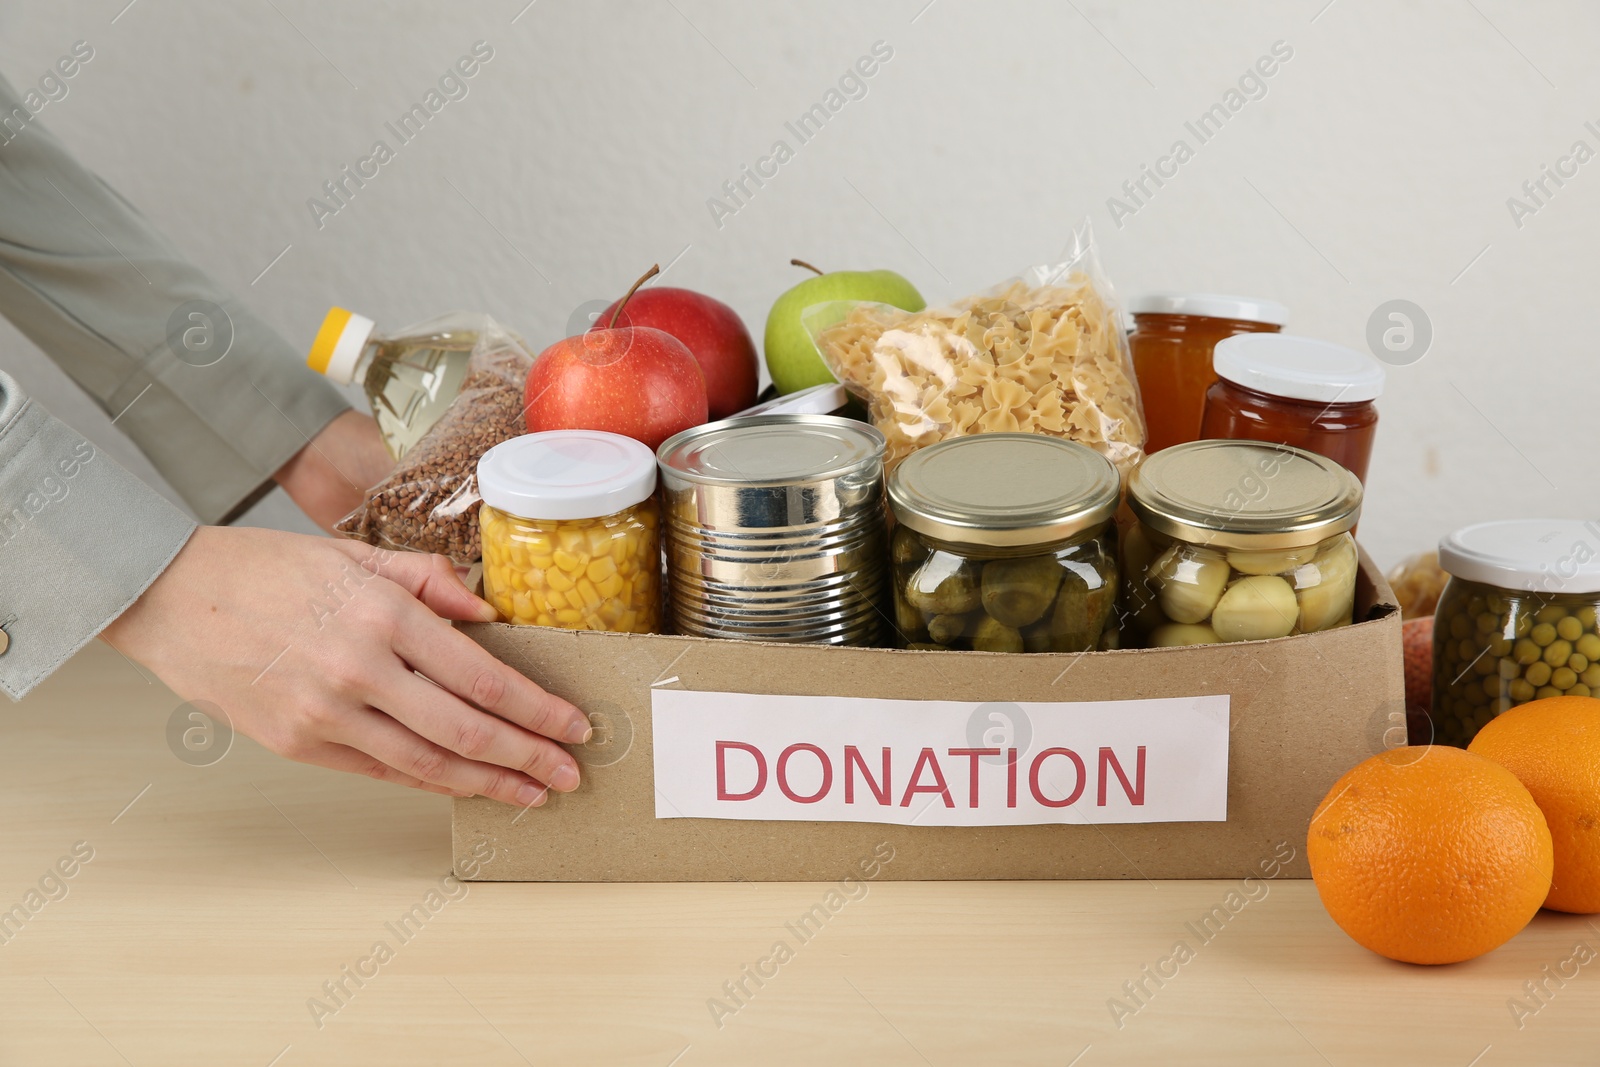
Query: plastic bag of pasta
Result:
<box><xmin>806</xmin><ymin>222</ymin><xmax>1146</xmax><ymax>480</ymax></box>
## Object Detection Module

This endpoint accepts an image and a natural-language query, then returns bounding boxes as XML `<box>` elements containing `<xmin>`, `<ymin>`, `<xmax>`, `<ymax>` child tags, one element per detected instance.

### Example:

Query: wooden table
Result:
<box><xmin>3</xmin><ymin>642</ymin><xmax>1596</xmax><ymax>1066</ymax></box>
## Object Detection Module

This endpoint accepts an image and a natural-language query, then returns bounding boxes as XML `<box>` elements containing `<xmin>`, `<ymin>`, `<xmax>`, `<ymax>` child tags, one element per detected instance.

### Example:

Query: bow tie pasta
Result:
<box><xmin>815</xmin><ymin>273</ymin><xmax>1146</xmax><ymax>478</ymax></box>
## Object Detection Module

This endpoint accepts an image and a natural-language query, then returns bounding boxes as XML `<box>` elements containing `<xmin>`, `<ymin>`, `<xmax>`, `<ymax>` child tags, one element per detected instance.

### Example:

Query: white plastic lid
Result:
<box><xmin>1212</xmin><ymin>333</ymin><xmax>1385</xmax><ymax>403</ymax></box>
<box><xmin>1439</xmin><ymin>519</ymin><xmax>1600</xmax><ymax>594</ymax></box>
<box><xmin>729</xmin><ymin>383</ymin><xmax>849</xmax><ymax>419</ymax></box>
<box><xmin>1129</xmin><ymin>292</ymin><xmax>1289</xmax><ymax>326</ymax></box>
<box><xmin>476</xmin><ymin>431</ymin><xmax>657</xmax><ymax>521</ymax></box>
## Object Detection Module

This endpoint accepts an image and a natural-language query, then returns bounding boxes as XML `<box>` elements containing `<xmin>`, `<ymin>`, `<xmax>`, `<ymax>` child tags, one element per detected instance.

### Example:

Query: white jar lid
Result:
<box><xmin>729</xmin><ymin>383</ymin><xmax>849</xmax><ymax>419</ymax></box>
<box><xmin>1129</xmin><ymin>292</ymin><xmax>1289</xmax><ymax>326</ymax></box>
<box><xmin>1212</xmin><ymin>333</ymin><xmax>1385</xmax><ymax>403</ymax></box>
<box><xmin>476</xmin><ymin>430</ymin><xmax>657</xmax><ymax>520</ymax></box>
<box><xmin>1439</xmin><ymin>520</ymin><xmax>1600</xmax><ymax>594</ymax></box>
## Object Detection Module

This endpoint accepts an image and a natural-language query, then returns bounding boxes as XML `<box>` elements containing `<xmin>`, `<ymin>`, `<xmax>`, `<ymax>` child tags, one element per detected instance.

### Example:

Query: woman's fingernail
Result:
<box><xmin>550</xmin><ymin>764</ymin><xmax>579</xmax><ymax>792</ymax></box>
<box><xmin>477</xmin><ymin>599</ymin><xmax>500</xmax><ymax>621</ymax></box>
<box><xmin>515</xmin><ymin>782</ymin><xmax>548</xmax><ymax>807</ymax></box>
<box><xmin>566</xmin><ymin>720</ymin><xmax>594</xmax><ymax>744</ymax></box>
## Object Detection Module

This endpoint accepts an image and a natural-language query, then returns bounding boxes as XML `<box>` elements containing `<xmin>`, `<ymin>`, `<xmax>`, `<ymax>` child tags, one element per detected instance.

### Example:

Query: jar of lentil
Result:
<box><xmin>887</xmin><ymin>434</ymin><xmax>1121</xmax><ymax>653</ymax></box>
<box><xmin>1429</xmin><ymin>519</ymin><xmax>1600</xmax><ymax>746</ymax></box>
<box><xmin>1200</xmin><ymin>333</ymin><xmax>1384</xmax><ymax>486</ymax></box>
<box><xmin>1123</xmin><ymin>440</ymin><xmax>1363</xmax><ymax>647</ymax></box>
<box><xmin>475</xmin><ymin>430</ymin><xmax>660</xmax><ymax>632</ymax></box>
<box><xmin>1127</xmin><ymin>293</ymin><xmax>1287</xmax><ymax>454</ymax></box>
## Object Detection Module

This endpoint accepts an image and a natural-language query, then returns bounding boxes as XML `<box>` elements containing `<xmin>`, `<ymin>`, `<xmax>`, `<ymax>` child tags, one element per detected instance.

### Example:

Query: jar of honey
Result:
<box><xmin>476</xmin><ymin>431</ymin><xmax>661</xmax><ymax>632</ymax></box>
<box><xmin>1128</xmin><ymin>294</ymin><xmax>1287</xmax><ymax>454</ymax></box>
<box><xmin>1199</xmin><ymin>333</ymin><xmax>1384</xmax><ymax>485</ymax></box>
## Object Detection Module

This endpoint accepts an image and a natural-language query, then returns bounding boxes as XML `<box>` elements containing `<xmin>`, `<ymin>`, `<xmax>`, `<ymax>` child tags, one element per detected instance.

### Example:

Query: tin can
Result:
<box><xmin>656</xmin><ymin>414</ymin><xmax>888</xmax><ymax>645</ymax></box>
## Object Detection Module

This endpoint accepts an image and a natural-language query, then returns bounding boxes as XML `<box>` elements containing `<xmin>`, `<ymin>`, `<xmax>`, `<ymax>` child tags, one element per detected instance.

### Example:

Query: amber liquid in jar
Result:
<box><xmin>1199</xmin><ymin>379</ymin><xmax>1378</xmax><ymax>486</ymax></box>
<box><xmin>1130</xmin><ymin>313</ymin><xmax>1282</xmax><ymax>454</ymax></box>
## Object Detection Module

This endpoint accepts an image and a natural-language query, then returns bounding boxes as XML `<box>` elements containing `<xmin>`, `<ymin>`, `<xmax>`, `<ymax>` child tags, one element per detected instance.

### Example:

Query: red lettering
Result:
<box><xmin>716</xmin><ymin>741</ymin><xmax>766</xmax><ymax>801</ymax></box>
<box><xmin>1007</xmin><ymin>747</ymin><xmax>1018</xmax><ymax>808</ymax></box>
<box><xmin>845</xmin><ymin>746</ymin><xmax>890</xmax><ymax>805</ymax></box>
<box><xmin>1029</xmin><ymin>748</ymin><xmax>1086</xmax><ymax>808</ymax></box>
<box><xmin>1098</xmin><ymin>746</ymin><xmax>1147</xmax><ymax>806</ymax></box>
<box><xmin>898</xmin><ymin>747</ymin><xmax>954</xmax><ymax>808</ymax></box>
<box><xmin>948</xmin><ymin>748</ymin><xmax>999</xmax><ymax>808</ymax></box>
<box><xmin>776</xmin><ymin>743</ymin><xmax>832</xmax><ymax>804</ymax></box>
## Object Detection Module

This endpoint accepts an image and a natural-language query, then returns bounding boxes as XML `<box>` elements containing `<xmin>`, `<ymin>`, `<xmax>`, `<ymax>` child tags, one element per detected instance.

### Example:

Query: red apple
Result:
<box><xmin>598</xmin><ymin>285</ymin><xmax>758</xmax><ymax>420</ymax></box>
<box><xmin>526</xmin><ymin>266</ymin><xmax>708</xmax><ymax>450</ymax></box>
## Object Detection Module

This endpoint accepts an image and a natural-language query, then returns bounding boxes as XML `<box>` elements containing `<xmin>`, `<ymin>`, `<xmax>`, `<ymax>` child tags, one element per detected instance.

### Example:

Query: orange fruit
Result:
<box><xmin>1308</xmin><ymin>746</ymin><xmax>1553</xmax><ymax>964</ymax></box>
<box><xmin>1470</xmin><ymin>695</ymin><xmax>1600</xmax><ymax>914</ymax></box>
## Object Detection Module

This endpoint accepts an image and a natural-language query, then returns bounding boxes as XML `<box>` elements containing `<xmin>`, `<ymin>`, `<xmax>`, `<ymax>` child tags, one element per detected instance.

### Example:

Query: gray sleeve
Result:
<box><xmin>0</xmin><ymin>68</ymin><xmax>351</xmax><ymax>525</ymax></box>
<box><xmin>0</xmin><ymin>370</ymin><xmax>196</xmax><ymax>701</ymax></box>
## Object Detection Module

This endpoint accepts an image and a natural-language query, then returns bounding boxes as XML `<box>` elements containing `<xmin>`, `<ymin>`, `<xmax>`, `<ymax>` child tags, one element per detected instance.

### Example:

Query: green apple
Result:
<box><xmin>763</xmin><ymin>259</ymin><xmax>925</xmax><ymax>395</ymax></box>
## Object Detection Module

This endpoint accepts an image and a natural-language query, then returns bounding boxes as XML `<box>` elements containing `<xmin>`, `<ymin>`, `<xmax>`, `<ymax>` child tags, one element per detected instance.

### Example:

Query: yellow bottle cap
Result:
<box><xmin>306</xmin><ymin>307</ymin><xmax>376</xmax><ymax>383</ymax></box>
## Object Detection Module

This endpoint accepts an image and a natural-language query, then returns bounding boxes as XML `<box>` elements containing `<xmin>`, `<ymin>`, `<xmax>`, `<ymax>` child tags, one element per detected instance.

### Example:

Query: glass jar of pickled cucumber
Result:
<box><xmin>1123</xmin><ymin>440</ymin><xmax>1363</xmax><ymax>647</ymax></box>
<box><xmin>1429</xmin><ymin>519</ymin><xmax>1600</xmax><ymax>746</ymax></box>
<box><xmin>475</xmin><ymin>430</ymin><xmax>660</xmax><ymax>632</ymax></box>
<box><xmin>886</xmin><ymin>434</ymin><xmax>1121</xmax><ymax>653</ymax></box>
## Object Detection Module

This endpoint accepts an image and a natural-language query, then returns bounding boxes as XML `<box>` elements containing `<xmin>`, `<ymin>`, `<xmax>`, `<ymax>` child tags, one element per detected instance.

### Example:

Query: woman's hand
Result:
<box><xmin>101</xmin><ymin>526</ymin><xmax>589</xmax><ymax>807</ymax></box>
<box><xmin>273</xmin><ymin>409</ymin><xmax>393</xmax><ymax>533</ymax></box>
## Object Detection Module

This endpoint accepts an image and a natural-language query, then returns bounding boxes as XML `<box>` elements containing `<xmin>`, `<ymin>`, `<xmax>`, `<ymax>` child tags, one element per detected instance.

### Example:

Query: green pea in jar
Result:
<box><xmin>1430</xmin><ymin>519</ymin><xmax>1600</xmax><ymax>746</ymax></box>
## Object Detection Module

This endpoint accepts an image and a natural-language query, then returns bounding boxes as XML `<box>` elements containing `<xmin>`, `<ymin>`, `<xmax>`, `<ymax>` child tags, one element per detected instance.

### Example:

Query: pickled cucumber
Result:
<box><xmin>972</xmin><ymin>615</ymin><xmax>1024</xmax><ymax>653</ymax></box>
<box><xmin>1153</xmin><ymin>546</ymin><xmax>1230</xmax><ymax>625</ymax></box>
<box><xmin>1212</xmin><ymin>575</ymin><xmax>1299</xmax><ymax>642</ymax></box>
<box><xmin>905</xmin><ymin>554</ymin><xmax>981</xmax><ymax>615</ymax></box>
<box><xmin>927</xmin><ymin>613</ymin><xmax>969</xmax><ymax>645</ymax></box>
<box><xmin>1149</xmin><ymin>622</ymin><xmax>1222</xmax><ymax>647</ymax></box>
<box><xmin>892</xmin><ymin>525</ymin><xmax>930</xmax><ymax>567</ymax></box>
<box><xmin>893</xmin><ymin>593</ymin><xmax>927</xmax><ymax>643</ymax></box>
<box><xmin>981</xmin><ymin>556</ymin><xmax>1064</xmax><ymax>628</ymax></box>
<box><xmin>1296</xmin><ymin>537</ymin><xmax>1358</xmax><ymax>633</ymax></box>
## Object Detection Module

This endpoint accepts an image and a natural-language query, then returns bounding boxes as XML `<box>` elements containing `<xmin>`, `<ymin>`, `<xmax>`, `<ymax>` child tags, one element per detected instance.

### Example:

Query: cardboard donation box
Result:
<box><xmin>452</xmin><ymin>550</ymin><xmax>1403</xmax><ymax>881</ymax></box>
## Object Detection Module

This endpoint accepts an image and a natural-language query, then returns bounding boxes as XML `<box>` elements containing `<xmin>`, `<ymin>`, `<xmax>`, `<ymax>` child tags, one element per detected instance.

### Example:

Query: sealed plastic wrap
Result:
<box><xmin>807</xmin><ymin>224</ymin><xmax>1146</xmax><ymax>478</ymax></box>
<box><xmin>334</xmin><ymin>317</ymin><xmax>533</xmax><ymax>564</ymax></box>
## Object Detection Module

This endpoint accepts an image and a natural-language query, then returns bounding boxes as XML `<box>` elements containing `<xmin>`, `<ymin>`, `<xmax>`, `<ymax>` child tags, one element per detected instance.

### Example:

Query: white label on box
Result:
<box><xmin>651</xmin><ymin>690</ymin><xmax>1229</xmax><ymax>827</ymax></box>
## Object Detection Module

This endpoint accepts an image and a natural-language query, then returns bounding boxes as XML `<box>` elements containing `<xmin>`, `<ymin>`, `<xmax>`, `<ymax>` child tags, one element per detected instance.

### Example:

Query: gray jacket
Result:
<box><xmin>0</xmin><ymin>71</ymin><xmax>351</xmax><ymax>699</ymax></box>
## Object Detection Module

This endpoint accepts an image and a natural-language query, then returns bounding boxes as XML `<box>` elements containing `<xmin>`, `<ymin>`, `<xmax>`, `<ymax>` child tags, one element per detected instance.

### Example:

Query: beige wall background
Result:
<box><xmin>1</xmin><ymin>0</ymin><xmax>1594</xmax><ymax>564</ymax></box>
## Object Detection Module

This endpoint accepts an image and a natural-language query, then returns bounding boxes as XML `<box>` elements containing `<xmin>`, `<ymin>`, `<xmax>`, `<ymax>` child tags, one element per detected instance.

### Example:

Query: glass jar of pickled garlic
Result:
<box><xmin>475</xmin><ymin>431</ymin><xmax>660</xmax><ymax>632</ymax></box>
<box><xmin>1428</xmin><ymin>520</ymin><xmax>1600</xmax><ymax>746</ymax></box>
<box><xmin>1122</xmin><ymin>440</ymin><xmax>1364</xmax><ymax>647</ymax></box>
<box><xmin>1127</xmin><ymin>293</ymin><xmax>1287</xmax><ymax>454</ymax></box>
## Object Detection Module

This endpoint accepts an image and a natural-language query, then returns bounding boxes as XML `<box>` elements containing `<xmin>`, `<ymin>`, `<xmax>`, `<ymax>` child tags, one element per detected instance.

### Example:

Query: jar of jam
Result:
<box><xmin>1200</xmin><ymin>333</ymin><xmax>1384</xmax><ymax>485</ymax></box>
<box><xmin>1122</xmin><ymin>440</ymin><xmax>1363</xmax><ymax>647</ymax></box>
<box><xmin>1128</xmin><ymin>294</ymin><xmax>1287</xmax><ymax>454</ymax></box>
<box><xmin>1428</xmin><ymin>519</ymin><xmax>1600</xmax><ymax>747</ymax></box>
<box><xmin>887</xmin><ymin>434</ymin><xmax>1121</xmax><ymax>653</ymax></box>
<box><xmin>476</xmin><ymin>430</ymin><xmax>661</xmax><ymax>632</ymax></box>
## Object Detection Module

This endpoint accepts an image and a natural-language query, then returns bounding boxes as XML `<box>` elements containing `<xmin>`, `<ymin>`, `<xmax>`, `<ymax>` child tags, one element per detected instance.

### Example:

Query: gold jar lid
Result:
<box><xmin>888</xmin><ymin>434</ymin><xmax>1120</xmax><ymax>548</ymax></box>
<box><xmin>1128</xmin><ymin>440</ymin><xmax>1361</xmax><ymax>550</ymax></box>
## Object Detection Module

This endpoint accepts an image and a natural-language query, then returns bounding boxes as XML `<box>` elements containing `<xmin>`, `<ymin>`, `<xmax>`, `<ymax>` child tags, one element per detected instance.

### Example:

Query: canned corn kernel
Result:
<box><xmin>476</xmin><ymin>431</ymin><xmax>660</xmax><ymax>633</ymax></box>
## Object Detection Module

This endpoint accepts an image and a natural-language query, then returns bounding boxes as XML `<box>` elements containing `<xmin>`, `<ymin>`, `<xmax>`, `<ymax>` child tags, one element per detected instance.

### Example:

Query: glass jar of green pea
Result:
<box><xmin>1429</xmin><ymin>519</ymin><xmax>1600</xmax><ymax>746</ymax></box>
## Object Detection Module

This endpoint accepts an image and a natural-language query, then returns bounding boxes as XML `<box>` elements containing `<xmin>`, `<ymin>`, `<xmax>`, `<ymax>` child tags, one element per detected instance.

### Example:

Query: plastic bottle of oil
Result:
<box><xmin>307</xmin><ymin>309</ymin><xmax>476</xmax><ymax>460</ymax></box>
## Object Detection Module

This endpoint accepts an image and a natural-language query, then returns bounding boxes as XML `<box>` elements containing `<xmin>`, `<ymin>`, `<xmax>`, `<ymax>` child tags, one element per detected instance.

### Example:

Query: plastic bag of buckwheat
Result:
<box><xmin>334</xmin><ymin>317</ymin><xmax>532</xmax><ymax>564</ymax></box>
